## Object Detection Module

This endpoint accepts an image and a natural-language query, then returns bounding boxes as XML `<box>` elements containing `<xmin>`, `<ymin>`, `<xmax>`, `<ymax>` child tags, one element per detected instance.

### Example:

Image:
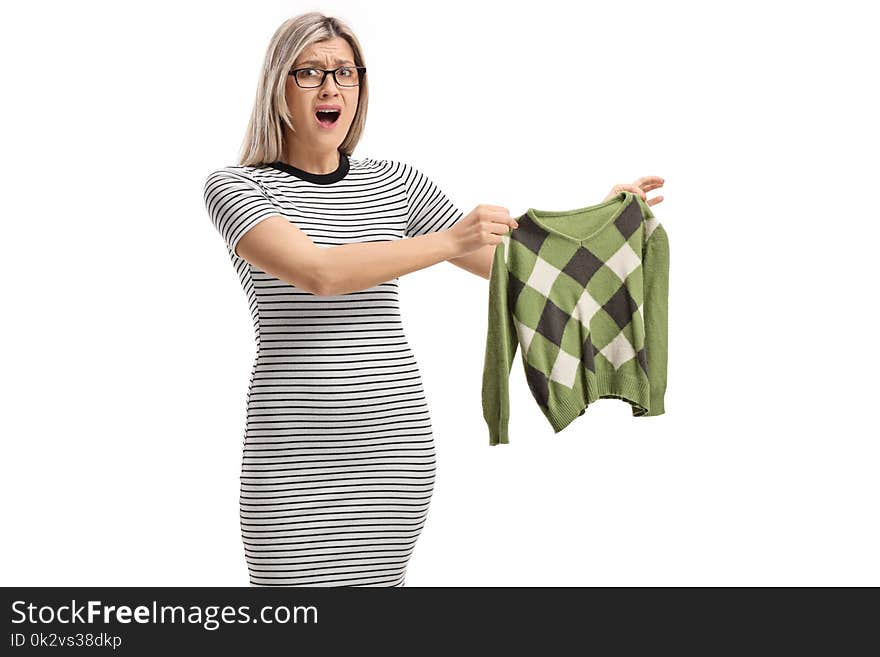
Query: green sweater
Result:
<box><xmin>481</xmin><ymin>191</ymin><xmax>669</xmax><ymax>445</ymax></box>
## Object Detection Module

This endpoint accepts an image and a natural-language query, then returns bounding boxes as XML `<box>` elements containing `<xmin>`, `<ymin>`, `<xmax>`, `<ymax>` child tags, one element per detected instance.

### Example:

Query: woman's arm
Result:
<box><xmin>236</xmin><ymin>204</ymin><xmax>515</xmax><ymax>295</ymax></box>
<box><xmin>236</xmin><ymin>215</ymin><xmax>462</xmax><ymax>295</ymax></box>
<box><xmin>444</xmin><ymin>204</ymin><xmax>518</xmax><ymax>280</ymax></box>
<box><xmin>321</xmin><ymin>230</ymin><xmax>461</xmax><ymax>295</ymax></box>
<box><xmin>446</xmin><ymin>244</ymin><xmax>496</xmax><ymax>280</ymax></box>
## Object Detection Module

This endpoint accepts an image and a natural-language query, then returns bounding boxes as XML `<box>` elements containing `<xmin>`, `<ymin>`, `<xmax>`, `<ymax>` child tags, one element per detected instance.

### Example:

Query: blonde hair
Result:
<box><xmin>238</xmin><ymin>12</ymin><xmax>368</xmax><ymax>166</ymax></box>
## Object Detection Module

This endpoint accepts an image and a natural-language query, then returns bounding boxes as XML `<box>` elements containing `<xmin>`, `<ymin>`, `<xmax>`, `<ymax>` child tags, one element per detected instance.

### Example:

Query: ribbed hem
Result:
<box><xmin>545</xmin><ymin>395</ymin><xmax>588</xmax><ymax>433</ymax></box>
<box><xmin>544</xmin><ymin>372</ymin><xmax>653</xmax><ymax>433</ymax></box>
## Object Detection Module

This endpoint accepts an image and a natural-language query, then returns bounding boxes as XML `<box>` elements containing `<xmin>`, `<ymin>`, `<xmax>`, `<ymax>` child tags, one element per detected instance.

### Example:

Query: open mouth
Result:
<box><xmin>315</xmin><ymin>109</ymin><xmax>341</xmax><ymax>126</ymax></box>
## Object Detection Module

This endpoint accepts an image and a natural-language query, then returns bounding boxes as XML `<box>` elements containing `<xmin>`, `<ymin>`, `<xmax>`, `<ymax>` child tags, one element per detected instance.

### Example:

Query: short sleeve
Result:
<box><xmin>400</xmin><ymin>162</ymin><xmax>465</xmax><ymax>237</ymax></box>
<box><xmin>203</xmin><ymin>168</ymin><xmax>281</xmax><ymax>260</ymax></box>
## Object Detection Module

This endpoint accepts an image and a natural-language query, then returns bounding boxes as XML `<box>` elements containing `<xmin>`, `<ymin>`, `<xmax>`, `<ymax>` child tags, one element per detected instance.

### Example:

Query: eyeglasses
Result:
<box><xmin>288</xmin><ymin>66</ymin><xmax>366</xmax><ymax>88</ymax></box>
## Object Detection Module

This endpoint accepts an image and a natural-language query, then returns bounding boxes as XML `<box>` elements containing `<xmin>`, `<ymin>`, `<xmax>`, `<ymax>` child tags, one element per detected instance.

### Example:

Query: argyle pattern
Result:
<box><xmin>481</xmin><ymin>192</ymin><xmax>669</xmax><ymax>445</ymax></box>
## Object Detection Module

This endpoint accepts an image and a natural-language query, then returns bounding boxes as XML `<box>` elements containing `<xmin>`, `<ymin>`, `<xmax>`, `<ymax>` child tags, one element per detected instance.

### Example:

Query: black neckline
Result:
<box><xmin>267</xmin><ymin>152</ymin><xmax>350</xmax><ymax>184</ymax></box>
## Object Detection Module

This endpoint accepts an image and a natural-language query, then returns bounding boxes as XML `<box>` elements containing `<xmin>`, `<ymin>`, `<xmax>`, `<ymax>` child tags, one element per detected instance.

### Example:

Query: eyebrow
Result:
<box><xmin>298</xmin><ymin>58</ymin><xmax>355</xmax><ymax>67</ymax></box>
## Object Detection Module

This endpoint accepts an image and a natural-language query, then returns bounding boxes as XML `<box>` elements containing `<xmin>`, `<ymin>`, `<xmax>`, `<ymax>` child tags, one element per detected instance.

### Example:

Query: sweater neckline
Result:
<box><xmin>267</xmin><ymin>151</ymin><xmax>350</xmax><ymax>184</ymax></box>
<box><xmin>526</xmin><ymin>191</ymin><xmax>634</xmax><ymax>244</ymax></box>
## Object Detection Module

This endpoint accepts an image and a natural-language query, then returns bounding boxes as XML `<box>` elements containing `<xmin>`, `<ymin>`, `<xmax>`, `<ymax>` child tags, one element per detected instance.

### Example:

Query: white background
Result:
<box><xmin>2</xmin><ymin>0</ymin><xmax>878</xmax><ymax>586</ymax></box>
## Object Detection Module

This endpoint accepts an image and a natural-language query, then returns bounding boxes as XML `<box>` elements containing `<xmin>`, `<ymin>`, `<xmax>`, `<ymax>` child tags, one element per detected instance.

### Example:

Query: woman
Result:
<box><xmin>203</xmin><ymin>12</ymin><xmax>665</xmax><ymax>587</ymax></box>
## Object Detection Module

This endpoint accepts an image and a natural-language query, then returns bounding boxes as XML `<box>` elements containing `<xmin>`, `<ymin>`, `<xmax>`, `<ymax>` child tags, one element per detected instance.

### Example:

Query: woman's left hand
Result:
<box><xmin>603</xmin><ymin>176</ymin><xmax>665</xmax><ymax>206</ymax></box>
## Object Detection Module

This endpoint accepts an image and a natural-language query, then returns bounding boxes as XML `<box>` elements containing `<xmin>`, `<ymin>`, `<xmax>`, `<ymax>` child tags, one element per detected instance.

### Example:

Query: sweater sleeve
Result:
<box><xmin>481</xmin><ymin>236</ymin><xmax>519</xmax><ymax>445</ymax></box>
<box><xmin>641</xmin><ymin>220</ymin><xmax>670</xmax><ymax>415</ymax></box>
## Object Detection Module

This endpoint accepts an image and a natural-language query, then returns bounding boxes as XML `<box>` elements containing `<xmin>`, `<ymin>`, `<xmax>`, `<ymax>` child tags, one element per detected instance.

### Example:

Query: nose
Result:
<box><xmin>320</xmin><ymin>72</ymin><xmax>341</xmax><ymax>94</ymax></box>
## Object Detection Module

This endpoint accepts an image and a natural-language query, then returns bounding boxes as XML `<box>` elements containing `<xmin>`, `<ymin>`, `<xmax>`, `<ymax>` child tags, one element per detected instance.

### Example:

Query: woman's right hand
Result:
<box><xmin>447</xmin><ymin>205</ymin><xmax>520</xmax><ymax>257</ymax></box>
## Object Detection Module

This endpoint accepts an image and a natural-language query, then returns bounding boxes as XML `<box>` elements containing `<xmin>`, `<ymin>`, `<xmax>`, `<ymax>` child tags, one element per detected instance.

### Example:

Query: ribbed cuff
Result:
<box><xmin>488</xmin><ymin>417</ymin><xmax>510</xmax><ymax>446</ymax></box>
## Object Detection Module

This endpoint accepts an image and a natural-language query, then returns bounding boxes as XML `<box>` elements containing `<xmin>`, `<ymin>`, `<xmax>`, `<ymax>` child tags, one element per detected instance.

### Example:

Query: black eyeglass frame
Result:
<box><xmin>287</xmin><ymin>66</ymin><xmax>367</xmax><ymax>88</ymax></box>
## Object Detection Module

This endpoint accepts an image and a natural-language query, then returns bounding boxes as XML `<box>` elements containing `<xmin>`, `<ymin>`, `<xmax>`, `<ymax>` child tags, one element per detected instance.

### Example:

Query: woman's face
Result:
<box><xmin>285</xmin><ymin>37</ymin><xmax>359</xmax><ymax>149</ymax></box>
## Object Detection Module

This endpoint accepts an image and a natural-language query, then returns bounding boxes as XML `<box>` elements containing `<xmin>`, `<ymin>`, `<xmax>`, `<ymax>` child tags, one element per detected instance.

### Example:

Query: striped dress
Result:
<box><xmin>203</xmin><ymin>152</ymin><xmax>463</xmax><ymax>586</ymax></box>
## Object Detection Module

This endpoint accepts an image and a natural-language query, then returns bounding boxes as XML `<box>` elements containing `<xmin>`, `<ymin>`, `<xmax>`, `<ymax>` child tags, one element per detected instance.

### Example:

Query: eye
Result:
<box><xmin>297</xmin><ymin>68</ymin><xmax>321</xmax><ymax>78</ymax></box>
<box><xmin>338</xmin><ymin>67</ymin><xmax>353</xmax><ymax>77</ymax></box>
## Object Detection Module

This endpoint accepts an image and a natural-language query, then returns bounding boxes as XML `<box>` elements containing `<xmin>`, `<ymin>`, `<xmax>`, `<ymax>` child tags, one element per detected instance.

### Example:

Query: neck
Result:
<box><xmin>281</xmin><ymin>136</ymin><xmax>341</xmax><ymax>174</ymax></box>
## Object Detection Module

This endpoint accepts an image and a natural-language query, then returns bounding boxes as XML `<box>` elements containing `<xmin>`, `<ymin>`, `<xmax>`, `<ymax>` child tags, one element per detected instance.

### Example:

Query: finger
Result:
<box><xmin>633</xmin><ymin>176</ymin><xmax>665</xmax><ymax>188</ymax></box>
<box><xmin>490</xmin><ymin>221</ymin><xmax>516</xmax><ymax>235</ymax></box>
<box><xmin>646</xmin><ymin>195</ymin><xmax>664</xmax><ymax>206</ymax></box>
<box><xmin>638</xmin><ymin>180</ymin><xmax>665</xmax><ymax>192</ymax></box>
<box><xmin>485</xmin><ymin>208</ymin><xmax>519</xmax><ymax>228</ymax></box>
<box><xmin>620</xmin><ymin>184</ymin><xmax>647</xmax><ymax>200</ymax></box>
<box><xmin>491</xmin><ymin>216</ymin><xmax>519</xmax><ymax>230</ymax></box>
